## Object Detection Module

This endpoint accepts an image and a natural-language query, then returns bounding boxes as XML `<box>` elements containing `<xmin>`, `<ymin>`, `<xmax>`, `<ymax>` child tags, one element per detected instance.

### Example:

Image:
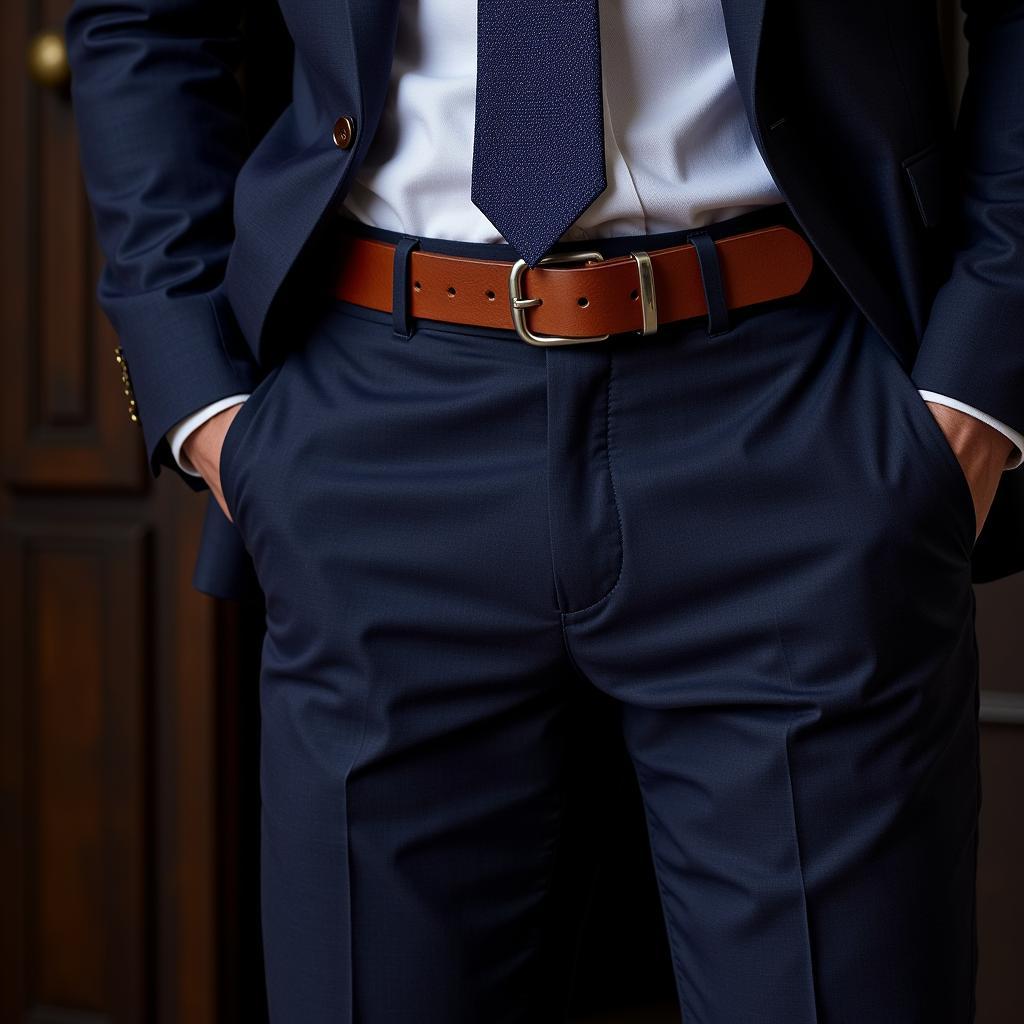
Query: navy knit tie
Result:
<box><xmin>471</xmin><ymin>0</ymin><xmax>608</xmax><ymax>266</ymax></box>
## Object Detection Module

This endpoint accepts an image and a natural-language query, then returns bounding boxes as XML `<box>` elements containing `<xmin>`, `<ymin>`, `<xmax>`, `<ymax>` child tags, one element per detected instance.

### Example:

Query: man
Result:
<box><xmin>64</xmin><ymin>0</ymin><xmax>1024</xmax><ymax>1021</ymax></box>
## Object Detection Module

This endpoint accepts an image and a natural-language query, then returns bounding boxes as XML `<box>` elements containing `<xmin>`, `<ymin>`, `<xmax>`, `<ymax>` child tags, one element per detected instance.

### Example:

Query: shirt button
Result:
<box><xmin>332</xmin><ymin>115</ymin><xmax>355</xmax><ymax>150</ymax></box>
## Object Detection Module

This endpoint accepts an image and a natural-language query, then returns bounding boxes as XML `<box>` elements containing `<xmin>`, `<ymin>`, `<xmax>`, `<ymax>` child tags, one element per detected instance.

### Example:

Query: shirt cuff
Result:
<box><xmin>917</xmin><ymin>390</ymin><xmax>1024</xmax><ymax>470</ymax></box>
<box><xmin>166</xmin><ymin>394</ymin><xmax>250</xmax><ymax>476</ymax></box>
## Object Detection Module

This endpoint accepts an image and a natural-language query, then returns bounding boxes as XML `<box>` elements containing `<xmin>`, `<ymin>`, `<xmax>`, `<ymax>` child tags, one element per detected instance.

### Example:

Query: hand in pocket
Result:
<box><xmin>182</xmin><ymin>403</ymin><xmax>245</xmax><ymax>522</ymax></box>
<box><xmin>923</xmin><ymin>400</ymin><xmax>1014</xmax><ymax>539</ymax></box>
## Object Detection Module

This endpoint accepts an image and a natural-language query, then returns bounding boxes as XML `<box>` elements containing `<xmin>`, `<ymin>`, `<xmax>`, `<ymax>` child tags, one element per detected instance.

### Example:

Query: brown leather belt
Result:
<box><xmin>330</xmin><ymin>225</ymin><xmax>814</xmax><ymax>346</ymax></box>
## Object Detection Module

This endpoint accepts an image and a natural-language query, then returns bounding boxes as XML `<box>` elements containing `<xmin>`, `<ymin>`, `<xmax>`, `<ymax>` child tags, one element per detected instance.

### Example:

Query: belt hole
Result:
<box><xmin>629</xmin><ymin>289</ymin><xmax>639</xmax><ymax>301</ymax></box>
<box><xmin>485</xmin><ymin>289</ymin><xmax>495</xmax><ymax>301</ymax></box>
<box><xmin>413</xmin><ymin>280</ymin><xmax>422</xmax><ymax>291</ymax></box>
<box><xmin>447</xmin><ymin>286</ymin><xmax>456</xmax><ymax>297</ymax></box>
<box><xmin>577</xmin><ymin>296</ymin><xmax>589</xmax><ymax>307</ymax></box>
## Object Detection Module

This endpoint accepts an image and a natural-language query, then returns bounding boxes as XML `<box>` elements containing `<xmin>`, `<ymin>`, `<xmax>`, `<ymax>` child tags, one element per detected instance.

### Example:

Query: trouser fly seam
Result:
<box><xmin>559</xmin><ymin>347</ymin><xmax>625</xmax><ymax>617</ymax></box>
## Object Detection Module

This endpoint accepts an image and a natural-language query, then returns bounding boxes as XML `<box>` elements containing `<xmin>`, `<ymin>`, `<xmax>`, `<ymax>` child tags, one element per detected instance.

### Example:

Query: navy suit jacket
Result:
<box><xmin>64</xmin><ymin>0</ymin><xmax>1024</xmax><ymax>600</ymax></box>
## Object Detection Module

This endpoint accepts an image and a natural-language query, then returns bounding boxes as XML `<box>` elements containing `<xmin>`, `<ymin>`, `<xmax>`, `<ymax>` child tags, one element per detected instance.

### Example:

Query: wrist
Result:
<box><xmin>167</xmin><ymin>394</ymin><xmax>250</xmax><ymax>476</ymax></box>
<box><xmin>183</xmin><ymin>403</ymin><xmax>243</xmax><ymax>483</ymax></box>
<box><xmin>924</xmin><ymin>402</ymin><xmax>1013</xmax><ymax>469</ymax></box>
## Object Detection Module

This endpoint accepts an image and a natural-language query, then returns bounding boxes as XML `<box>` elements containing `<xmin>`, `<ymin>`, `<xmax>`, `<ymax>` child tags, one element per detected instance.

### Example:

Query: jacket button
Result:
<box><xmin>332</xmin><ymin>115</ymin><xmax>355</xmax><ymax>150</ymax></box>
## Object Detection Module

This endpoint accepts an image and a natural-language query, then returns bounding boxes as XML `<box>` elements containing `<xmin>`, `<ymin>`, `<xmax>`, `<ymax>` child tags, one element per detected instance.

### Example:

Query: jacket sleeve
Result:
<box><xmin>64</xmin><ymin>0</ymin><xmax>263</xmax><ymax>490</ymax></box>
<box><xmin>909</xmin><ymin>0</ymin><xmax>1024</xmax><ymax>436</ymax></box>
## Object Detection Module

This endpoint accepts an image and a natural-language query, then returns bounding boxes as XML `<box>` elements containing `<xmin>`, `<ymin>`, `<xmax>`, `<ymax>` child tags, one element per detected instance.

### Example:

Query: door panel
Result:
<box><xmin>0</xmin><ymin>3</ymin><xmax>253</xmax><ymax>1022</ymax></box>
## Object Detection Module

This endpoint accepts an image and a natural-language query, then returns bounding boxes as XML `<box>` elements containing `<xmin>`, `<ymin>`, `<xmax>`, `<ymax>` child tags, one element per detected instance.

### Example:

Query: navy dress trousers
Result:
<box><xmin>211</xmin><ymin>208</ymin><xmax>981</xmax><ymax>1024</ymax></box>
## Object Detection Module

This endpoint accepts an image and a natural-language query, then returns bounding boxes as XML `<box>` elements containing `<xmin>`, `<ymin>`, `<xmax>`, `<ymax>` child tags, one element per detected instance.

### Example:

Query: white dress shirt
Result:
<box><xmin>168</xmin><ymin>0</ymin><xmax>1024</xmax><ymax>474</ymax></box>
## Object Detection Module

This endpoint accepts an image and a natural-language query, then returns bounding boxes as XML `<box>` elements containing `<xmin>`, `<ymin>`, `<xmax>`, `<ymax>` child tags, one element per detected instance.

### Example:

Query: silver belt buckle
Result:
<box><xmin>508</xmin><ymin>251</ymin><xmax>610</xmax><ymax>346</ymax></box>
<box><xmin>508</xmin><ymin>249</ymin><xmax>658</xmax><ymax>345</ymax></box>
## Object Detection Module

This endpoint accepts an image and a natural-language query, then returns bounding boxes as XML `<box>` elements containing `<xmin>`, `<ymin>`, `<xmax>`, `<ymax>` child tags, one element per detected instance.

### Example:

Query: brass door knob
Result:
<box><xmin>28</xmin><ymin>31</ymin><xmax>70</xmax><ymax>90</ymax></box>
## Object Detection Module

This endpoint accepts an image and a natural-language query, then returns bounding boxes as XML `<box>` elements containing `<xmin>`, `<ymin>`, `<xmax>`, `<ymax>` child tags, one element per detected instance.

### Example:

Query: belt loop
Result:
<box><xmin>690</xmin><ymin>230</ymin><xmax>731</xmax><ymax>337</ymax></box>
<box><xmin>392</xmin><ymin>234</ymin><xmax>421</xmax><ymax>340</ymax></box>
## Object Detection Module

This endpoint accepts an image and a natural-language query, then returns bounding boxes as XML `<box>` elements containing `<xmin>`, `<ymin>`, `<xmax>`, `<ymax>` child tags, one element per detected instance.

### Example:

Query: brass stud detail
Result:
<box><xmin>114</xmin><ymin>345</ymin><xmax>139</xmax><ymax>425</ymax></box>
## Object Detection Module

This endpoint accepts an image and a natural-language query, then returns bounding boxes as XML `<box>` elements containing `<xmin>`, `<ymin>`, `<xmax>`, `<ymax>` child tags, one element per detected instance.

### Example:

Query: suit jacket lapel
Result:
<box><xmin>719</xmin><ymin>0</ymin><xmax>770</xmax><ymax>138</ymax></box>
<box><xmin>345</xmin><ymin>0</ymin><xmax>402</xmax><ymax>143</ymax></box>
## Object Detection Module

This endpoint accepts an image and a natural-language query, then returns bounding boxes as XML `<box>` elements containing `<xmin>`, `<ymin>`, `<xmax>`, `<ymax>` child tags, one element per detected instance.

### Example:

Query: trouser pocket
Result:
<box><xmin>866</xmin><ymin>328</ymin><xmax>977</xmax><ymax>551</ymax></box>
<box><xmin>218</xmin><ymin>360</ymin><xmax>287</xmax><ymax>526</ymax></box>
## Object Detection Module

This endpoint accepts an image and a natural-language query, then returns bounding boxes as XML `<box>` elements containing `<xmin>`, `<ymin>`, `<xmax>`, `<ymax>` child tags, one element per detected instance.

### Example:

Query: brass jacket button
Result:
<box><xmin>332</xmin><ymin>115</ymin><xmax>355</xmax><ymax>150</ymax></box>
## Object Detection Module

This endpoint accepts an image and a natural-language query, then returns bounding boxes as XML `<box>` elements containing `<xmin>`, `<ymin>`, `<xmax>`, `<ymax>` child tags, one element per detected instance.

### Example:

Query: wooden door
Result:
<box><xmin>0</xmin><ymin>3</ymin><xmax>278</xmax><ymax>1022</ymax></box>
